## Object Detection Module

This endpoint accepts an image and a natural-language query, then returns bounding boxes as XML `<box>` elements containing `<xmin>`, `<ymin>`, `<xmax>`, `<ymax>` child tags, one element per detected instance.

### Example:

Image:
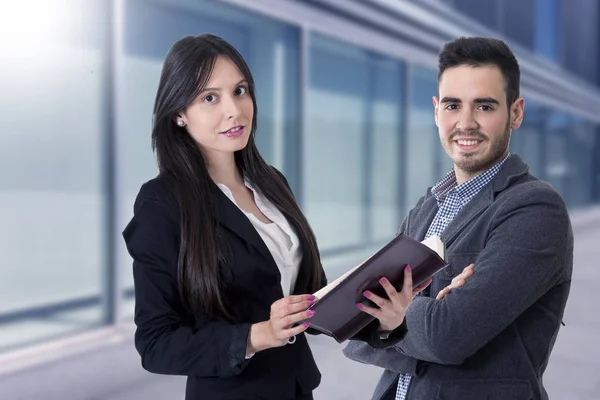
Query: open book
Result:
<box><xmin>306</xmin><ymin>234</ymin><xmax>447</xmax><ymax>343</ymax></box>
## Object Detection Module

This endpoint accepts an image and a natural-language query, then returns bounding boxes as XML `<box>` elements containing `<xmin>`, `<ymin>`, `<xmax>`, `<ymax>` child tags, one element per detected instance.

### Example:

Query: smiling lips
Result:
<box><xmin>456</xmin><ymin>139</ymin><xmax>480</xmax><ymax>146</ymax></box>
<box><xmin>453</xmin><ymin>136</ymin><xmax>484</xmax><ymax>150</ymax></box>
<box><xmin>221</xmin><ymin>125</ymin><xmax>245</xmax><ymax>137</ymax></box>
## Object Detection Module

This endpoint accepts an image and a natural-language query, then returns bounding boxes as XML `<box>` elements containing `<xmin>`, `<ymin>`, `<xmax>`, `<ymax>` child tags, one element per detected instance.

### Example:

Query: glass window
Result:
<box><xmin>304</xmin><ymin>35</ymin><xmax>405</xmax><ymax>250</ymax></box>
<box><xmin>501</xmin><ymin>0</ymin><xmax>535</xmax><ymax>49</ymax></box>
<box><xmin>564</xmin><ymin>118</ymin><xmax>595</xmax><ymax>207</ymax></box>
<box><xmin>545</xmin><ymin>112</ymin><xmax>570</xmax><ymax>195</ymax></box>
<box><xmin>453</xmin><ymin>0</ymin><xmax>500</xmax><ymax>29</ymax></box>
<box><xmin>534</xmin><ymin>0</ymin><xmax>560</xmax><ymax>61</ymax></box>
<box><xmin>304</xmin><ymin>35</ymin><xmax>370</xmax><ymax>250</ymax></box>
<box><xmin>369</xmin><ymin>58</ymin><xmax>405</xmax><ymax>242</ymax></box>
<box><xmin>405</xmin><ymin>65</ymin><xmax>439</xmax><ymax>215</ymax></box>
<box><xmin>511</xmin><ymin>101</ymin><xmax>545</xmax><ymax>178</ymax></box>
<box><xmin>118</xmin><ymin>0</ymin><xmax>300</xmax><ymax>318</ymax></box>
<box><xmin>0</xmin><ymin>0</ymin><xmax>108</xmax><ymax>350</ymax></box>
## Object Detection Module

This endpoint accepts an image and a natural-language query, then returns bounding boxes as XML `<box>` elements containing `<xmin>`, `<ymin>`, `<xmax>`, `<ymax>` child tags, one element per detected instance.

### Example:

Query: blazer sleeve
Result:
<box><xmin>394</xmin><ymin>182</ymin><xmax>572</xmax><ymax>365</ymax></box>
<box><xmin>122</xmin><ymin>192</ymin><xmax>252</xmax><ymax>378</ymax></box>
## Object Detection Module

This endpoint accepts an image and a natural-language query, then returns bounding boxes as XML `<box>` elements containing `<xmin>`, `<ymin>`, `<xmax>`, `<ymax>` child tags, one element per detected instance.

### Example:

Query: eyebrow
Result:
<box><xmin>440</xmin><ymin>96</ymin><xmax>500</xmax><ymax>104</ymax></box>
<box><xmin>200</xmin><ymin>79</ymin><xmax>248</xmax><ymax>93</ymax></box>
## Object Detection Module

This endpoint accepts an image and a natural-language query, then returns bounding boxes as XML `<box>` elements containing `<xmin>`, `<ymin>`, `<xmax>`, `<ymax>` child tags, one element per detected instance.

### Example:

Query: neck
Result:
<box><xmin>454</xmin><ymin>151</ymin><xmax>509</xmax><ymax>185</ymax></box>
<box><xmin>207</xmin><ymin>151</ymin><xmax>243</xmax><ymax>187</ymax></box>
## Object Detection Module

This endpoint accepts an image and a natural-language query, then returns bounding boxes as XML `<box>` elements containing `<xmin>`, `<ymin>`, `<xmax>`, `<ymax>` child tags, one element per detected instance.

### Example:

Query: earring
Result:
<box><xmin>177</xmin><ymin>120</ymin><xmax>185</xmax><ymax>127</ymax></box>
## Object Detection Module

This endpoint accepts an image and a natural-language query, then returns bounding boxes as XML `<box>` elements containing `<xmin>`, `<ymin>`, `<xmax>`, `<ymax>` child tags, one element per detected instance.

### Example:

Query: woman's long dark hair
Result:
<box><xmin>151</xmin><ymin>34</ymin><xmax>323</xmax><ymax>320</ymax></box>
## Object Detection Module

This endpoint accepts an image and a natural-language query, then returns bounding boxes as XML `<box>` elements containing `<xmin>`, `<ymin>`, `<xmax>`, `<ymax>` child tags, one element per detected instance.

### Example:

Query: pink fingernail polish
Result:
<box><xmin>379</xmin><ymin>277</ymin><xmax>388</xmax><ymax>284</ymax></box>
<box><xmin>307</xmin><ymin>310</ymin><xmax>315</xmax><ymax>316</ymax></box>
<box><xmin>405</xmin><ymin>265</ymin><xmax>411</xmax><ymax>271</ymax></box>
<box><xmin>304</xmin><ymin>322</ymin><xmax>311</xmax><ymax>327</ymax></box>
<box><xmin>308</xmin><ymin>301</ymin><xmax>314</xmax><ymax>307</ymax></box>
<box><xmin>356</xmin><ymin>303</ymin><xmax>363</xmax><ymax>309</ymax></box>
<box><xmin>363</xmin><ymin>291</ymin><xmax>371</xmax><ymax>297</ymax></box>
<box><xmin>308</xmin><ymin>295</ymin><xmax>316</xmax><ymax>300</ymax></box>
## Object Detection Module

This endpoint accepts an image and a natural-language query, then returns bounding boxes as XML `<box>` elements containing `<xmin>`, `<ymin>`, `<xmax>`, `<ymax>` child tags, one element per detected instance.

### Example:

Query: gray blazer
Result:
<box><xmin>343</xmin><ymin>154</ymin><xmax>573</xmax><ymax>400</ymax></box>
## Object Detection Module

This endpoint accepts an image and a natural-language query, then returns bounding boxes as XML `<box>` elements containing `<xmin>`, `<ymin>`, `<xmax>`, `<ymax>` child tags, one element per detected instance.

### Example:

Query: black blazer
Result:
<box><xmin>123</xmin><ymin>170</ymin><xmax>405</xmax><ymax>400</ymax></box>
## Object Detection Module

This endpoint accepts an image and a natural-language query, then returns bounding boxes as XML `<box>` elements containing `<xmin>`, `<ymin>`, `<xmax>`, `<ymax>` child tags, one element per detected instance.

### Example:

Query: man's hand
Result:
<box><xmin>357</xmin><ymin>265</ymin><xmax>432</xmax><ymax>332</ymax></box>
<box><xmin>436</xmin><ymin>264</ymin><xmax>474</xmax><ymax>300</ymax></box>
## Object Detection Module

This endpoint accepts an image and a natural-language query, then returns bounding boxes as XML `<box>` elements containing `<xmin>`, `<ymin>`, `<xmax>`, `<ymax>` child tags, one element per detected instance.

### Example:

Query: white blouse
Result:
<box><xmin>216</xmin><ymin>178</ymin><xmax>302</xmax><ymax>297</ymax></box>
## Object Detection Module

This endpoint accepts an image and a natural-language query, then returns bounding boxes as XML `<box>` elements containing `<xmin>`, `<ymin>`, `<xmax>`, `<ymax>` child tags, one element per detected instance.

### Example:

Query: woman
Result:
<box><xmin>122</xmin><ymin>34</ymin><xmax>423</xmax><ymax>400</ymax></box>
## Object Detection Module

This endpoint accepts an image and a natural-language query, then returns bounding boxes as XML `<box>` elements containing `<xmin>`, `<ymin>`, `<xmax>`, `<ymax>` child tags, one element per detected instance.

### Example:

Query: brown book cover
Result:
<box><xmin>306</xmin><ymin>234</ymin><xmax>447</xmax><ymax>343</ymax></box>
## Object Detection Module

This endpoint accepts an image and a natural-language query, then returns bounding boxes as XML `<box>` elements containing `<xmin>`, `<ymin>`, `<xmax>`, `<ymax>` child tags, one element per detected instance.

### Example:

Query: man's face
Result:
<box><xmin>433</xmin><ymin>64</ymin><xmax>524</xmax><ymax>182</ymax></box>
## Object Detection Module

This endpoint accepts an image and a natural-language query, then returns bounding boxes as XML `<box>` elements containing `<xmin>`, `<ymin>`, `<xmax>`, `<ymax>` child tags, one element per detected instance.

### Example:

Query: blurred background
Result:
<box><xmin>1</xmin><ymin>0</ymin><xmax>599</xmax><ymax>399</ymax></box>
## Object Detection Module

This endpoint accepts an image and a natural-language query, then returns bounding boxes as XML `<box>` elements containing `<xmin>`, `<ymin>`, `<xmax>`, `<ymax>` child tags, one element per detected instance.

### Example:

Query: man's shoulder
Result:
<box><xmin>497</xmin><ymin>174</ymin><xmax>567</xmax><ymax>211</ymax></box>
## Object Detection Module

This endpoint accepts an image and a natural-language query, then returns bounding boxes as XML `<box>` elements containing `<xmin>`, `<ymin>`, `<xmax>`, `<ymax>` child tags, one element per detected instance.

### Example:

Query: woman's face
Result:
<box><xmin>177</xmin><ymin>55</ymin><xmax>254</xmax><ymax>158</ymax></box>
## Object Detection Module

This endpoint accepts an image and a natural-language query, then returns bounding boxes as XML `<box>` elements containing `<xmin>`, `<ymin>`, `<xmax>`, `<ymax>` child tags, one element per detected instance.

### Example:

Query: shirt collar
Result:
<box><xmin>431</xmin><ymin>153</ymin><xmax>511</xmax><ymax>204</ymax></box>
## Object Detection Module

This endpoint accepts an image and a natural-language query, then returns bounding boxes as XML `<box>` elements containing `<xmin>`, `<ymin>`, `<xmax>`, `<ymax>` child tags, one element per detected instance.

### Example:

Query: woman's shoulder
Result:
<box><xmin>132</xmin><ymin>174</ymin><xmax>180</xmax><ymax>222</ymax></box>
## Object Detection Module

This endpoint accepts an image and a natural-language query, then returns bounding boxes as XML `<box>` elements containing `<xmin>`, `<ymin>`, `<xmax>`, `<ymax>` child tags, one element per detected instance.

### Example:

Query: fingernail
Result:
<box><xmin>405</xmin><ymin>265</ymin><xmax>411</xmax><ymax>271</ymax></box>
<box><xmin>356</xmin><ymin>303</ymin><xmax>363</xmax><ymax>309</ymax></box>
<box><xmin>363</xmin><ymin>291</ymin><xmax>371</xmax><ymax>297</ymax></box>
<box><xmin>379</xmin><ymin>277</ymin><xmax>388</xmax><ymax>284</ymax></box>
<box><xmin>307</xmin><ymin>310</ymin><xmax>315</xmax><ymax>316</ymax></box>
<box><xmin>308</xmin><ymin>295</ymin><xmax>316</xmax><ymax>300</ymax></box>
<box><xmin>308</xmin><ymin>301</ymin><xmax>314</xmax><ymax>307</ymax></box>
<box><xmin>304</xmin><ymin>322</ymin><xmax>311</xmax><ymax>327</ymax></box>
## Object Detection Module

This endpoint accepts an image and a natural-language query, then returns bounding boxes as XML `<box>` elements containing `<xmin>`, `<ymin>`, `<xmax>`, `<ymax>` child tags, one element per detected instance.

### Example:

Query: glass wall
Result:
<box><xmin>369</xmin><ymin>58</ymin><xmax>405</xmax><ymax>242</ymax></box>
<box><xmin>545</xmin><ymin>112</ymin><xmax>570</xmax><ymax>195</ymax></box>
<box><xmin>117</xmin><ymin>0</ymin><xmax>301</xmax><ymax>318</ymax></box>
<box><xmin>510</xmin><ymin>101</ymin><xmax>546</xmax><ymax>178</ymax></box>
<box><xmin>562</xmin><ymin>117</ymin><xmax>595</xmax><ymax>207</ymax></box>
<box><xmin>534</xmin><ymin>0</ymin><xmax>560</xmax><ymax>61</ymax></box>
<box><xmin>511</xmin><ymin>104</ymin><xmax>598</xmax><ymax>208</ymax></box>
<box><xmin>405</xmin><ymin>65</ymin><xmax>440</xmax><ymax>215</ymax></box>
<box><xmin>0</xmin><ymin>0</ymin><xmax>108</xmax><ymax>351</ymax></box>
<box><xmin>304</xmin><ymin>35</ymin><xmax>405</xmax><ymax>252</ymax></box>
<box><xmin>1</xmin><ymin>0</ymin><xmax>599</xmax><ymax>356</ymax></box>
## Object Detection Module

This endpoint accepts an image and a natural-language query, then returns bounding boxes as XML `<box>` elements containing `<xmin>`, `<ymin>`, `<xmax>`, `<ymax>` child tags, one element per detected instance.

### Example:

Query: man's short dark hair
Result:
<box><xmin>438</xmin><ymin>37</ymin><xmax>520</xmax><ymax>106</ymax></box>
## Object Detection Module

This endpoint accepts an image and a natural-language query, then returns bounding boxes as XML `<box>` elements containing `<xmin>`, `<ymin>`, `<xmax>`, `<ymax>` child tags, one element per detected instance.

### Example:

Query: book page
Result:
<box><xmin>421</xmin><ymin>235</ymin><xmax>445</xmax><ymax>259</ymax></box>
<box><xmin>313</xmin><ymin>257</ymin><xmax>369</xmax><ymax>299</ymax></box>
<box><xmin>313</xmin><ymin>235</ymin><xmax>445</xmax><ymax>299</ymax></box>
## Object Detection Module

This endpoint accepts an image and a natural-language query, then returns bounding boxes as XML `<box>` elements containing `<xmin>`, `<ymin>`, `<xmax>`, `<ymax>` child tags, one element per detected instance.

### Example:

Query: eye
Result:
<box><xmin>235</xmin><ymin>86</ymin><xmax>248</xmax><ymax>96</ymax></box>
<box><xmin>204</xmin><ymin>94</ymin><xmax>217</xmax><ymax>103</ymax></box>
<box><xmin>478</xmin><ymin>104</ymin><xmax>493</xmax><ymax>111</ymax></box>
<box><xmin>444</xmin><ymin>104</ymin><xmax>459</xmax><ymax>110</ymax></box>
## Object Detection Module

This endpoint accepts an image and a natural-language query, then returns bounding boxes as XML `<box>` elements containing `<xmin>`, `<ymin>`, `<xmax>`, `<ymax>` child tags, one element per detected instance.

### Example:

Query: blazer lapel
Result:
<box><xmin>440</xmin><ymin>154</ymin><xmax>529</xmax><ymax>248</ymax></box>
<box><xmin>441</xmin><ymin>187</ymin><xmax>494</xmax><ymax>248</ymax></box>
<box><xmin>411</xmin><ymin>195</ymin><xmax>439</xmax><ymax>241</ymax></box>
<box><xmin>213</xmin><ymin>187</ymin><xmax>280</xmax><ymax>277</ymax></box>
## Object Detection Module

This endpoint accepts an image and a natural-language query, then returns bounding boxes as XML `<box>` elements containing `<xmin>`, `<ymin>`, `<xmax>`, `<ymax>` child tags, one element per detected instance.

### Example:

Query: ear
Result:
<box><xmin>173</xmin><ymin>112</ymin><xmax>187</xmax><ymax>128</ymax></box>
<box><xmin>510</xmin><ymin>98</ymin><xmax>525</xmax><ymax>130</ymax></box>
<box><xmin>432</xmin><ymin>96</ymin><xmax>440</xmax><ymax>127</ymax></box>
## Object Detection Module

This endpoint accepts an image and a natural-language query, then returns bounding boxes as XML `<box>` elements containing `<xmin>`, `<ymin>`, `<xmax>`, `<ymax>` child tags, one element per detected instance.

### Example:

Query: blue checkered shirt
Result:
<box><xmin>395</xmin><ymin>154</ymin><xmax>510</xmax><ymax>400</ymax></box>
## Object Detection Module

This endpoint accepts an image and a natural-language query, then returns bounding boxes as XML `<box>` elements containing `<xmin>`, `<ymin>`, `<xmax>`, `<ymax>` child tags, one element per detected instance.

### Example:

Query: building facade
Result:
<box><xmin>1</xmin><ymin>0</ymin><xmax>599</xmax><ymax>354</ymax></box>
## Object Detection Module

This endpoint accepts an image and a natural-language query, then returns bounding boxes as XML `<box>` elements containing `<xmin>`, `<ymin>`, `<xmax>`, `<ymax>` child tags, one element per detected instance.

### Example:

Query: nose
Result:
<box><xmin>456</xmin><ymin>108</ymin><xmax>479</xmax><ymax>132</ymax></box>
<box><xmin>222</xmin><ymin>94</ymin><xmax>241</xmax><ymax>119</ymax></box>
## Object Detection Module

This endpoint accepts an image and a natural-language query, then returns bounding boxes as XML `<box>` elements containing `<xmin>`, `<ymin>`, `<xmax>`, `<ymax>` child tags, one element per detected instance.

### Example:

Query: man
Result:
<box><xmin>343</xmin><ymin>37</ymin><xmax>573</xmax><ymax>400</ymax></box>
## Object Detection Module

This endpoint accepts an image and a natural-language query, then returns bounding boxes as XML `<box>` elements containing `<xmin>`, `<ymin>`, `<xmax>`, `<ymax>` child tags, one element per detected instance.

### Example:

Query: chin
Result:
<box><xmin>227</xmin><ymin>138</ymin><xmax>250</xmax><ymax>152</ymax></box>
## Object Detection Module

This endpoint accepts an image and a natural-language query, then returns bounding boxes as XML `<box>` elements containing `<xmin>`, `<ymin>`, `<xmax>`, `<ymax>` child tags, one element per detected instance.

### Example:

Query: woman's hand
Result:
<box><xmin>247</xmin><ymin>294</ymin><xmax>315</xmax><ymax>354</ymax></box>
<box><xmin>357</xmin><ymin>265</ymin><xmax>432</xmax><ymax>332</ymax></box>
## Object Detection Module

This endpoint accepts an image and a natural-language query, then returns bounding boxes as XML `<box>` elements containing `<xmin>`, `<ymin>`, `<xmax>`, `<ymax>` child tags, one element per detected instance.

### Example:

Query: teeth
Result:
<box><xmin>226</xmin><ymin>126</ymin><xmax>241</xmax><ymax>133</ymax></box>
<box><xmin>457</xmin><ymin>140</ymin><xmax>479</xmax><ymax>146</ymax></box>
